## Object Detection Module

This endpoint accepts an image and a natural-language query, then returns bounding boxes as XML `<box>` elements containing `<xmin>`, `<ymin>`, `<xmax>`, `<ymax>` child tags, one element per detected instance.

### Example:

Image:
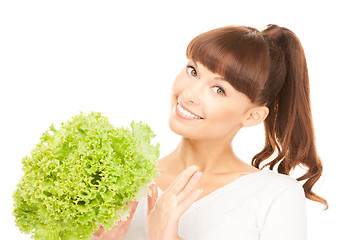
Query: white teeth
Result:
<box><xmin>177</xmin><ymin>102</ymin><xmax>201</xmax><ymax>119</ymax></box>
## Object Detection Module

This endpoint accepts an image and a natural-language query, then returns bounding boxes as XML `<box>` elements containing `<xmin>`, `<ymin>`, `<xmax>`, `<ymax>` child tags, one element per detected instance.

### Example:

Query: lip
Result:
<box><xmin>176</xmin><ymin>99</ymin><xmax>203</xmax><ymax>120</ymax></box>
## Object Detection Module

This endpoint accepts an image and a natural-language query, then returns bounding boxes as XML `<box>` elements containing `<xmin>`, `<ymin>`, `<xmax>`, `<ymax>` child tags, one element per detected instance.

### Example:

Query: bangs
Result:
<box><xmin>186</xmin><ymin>26</ymin><xmax>270</xmax><ymax>103</ymax></box>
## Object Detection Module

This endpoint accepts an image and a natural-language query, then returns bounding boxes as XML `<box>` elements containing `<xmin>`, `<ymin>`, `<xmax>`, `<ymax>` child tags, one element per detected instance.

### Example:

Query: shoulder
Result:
<box><xmin>252</xmin><ymin>168</ymin><xmax>304</xmax><ymax>195</ymax></box>
<box><xmin>226</xmin><ymin>168</ymin><xmax>305</xmax><ymax>207</ymax></box>
<box><xmin>246</xmin><ymin>169</ymin><xmax>306</xmax><ymax>216</ymax></box>
<box><xmin>243</xmin><ymin>169</ymin><xmax>307</xmax><ymax>232</ymax></box>
<box><xmin>253</xmin><ymin>170</ymin><xmax>308</xmax><ymax>238</ymax></box>
<box><xmin>239</xmin><ymin>168</ymin><xmax>306</xmax><ymax>211</ymax></box>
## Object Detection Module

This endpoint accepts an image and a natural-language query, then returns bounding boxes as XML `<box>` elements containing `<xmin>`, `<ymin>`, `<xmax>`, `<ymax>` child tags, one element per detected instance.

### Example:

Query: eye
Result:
<box><xmin>186</xmin><ymin>65</ymin><xmax>197</xmax><ymax>77</ymax></box>
<box><xmin>212</xmin><ymin>86</ymin><xmax>226</xmax><ymax>96</ymax></box>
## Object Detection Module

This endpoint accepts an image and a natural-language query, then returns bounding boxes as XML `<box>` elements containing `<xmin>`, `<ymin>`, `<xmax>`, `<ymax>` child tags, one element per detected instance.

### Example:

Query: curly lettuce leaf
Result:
<box><xmin>13</xmin><ymin>111</ymin><xmax>160</xmax><ymax>240</ymax></box>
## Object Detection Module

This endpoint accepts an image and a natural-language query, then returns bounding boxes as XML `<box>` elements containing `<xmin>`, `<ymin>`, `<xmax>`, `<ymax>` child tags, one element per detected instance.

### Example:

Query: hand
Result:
<box><xmin>146</xmin><ymin>165</ymin><xmax>203</xmax><ymax>240</ymax></box>
<box><xmin>91</xmin><ymin>200</ymin><xmax>139</xmax><ymax>240</ymax></box>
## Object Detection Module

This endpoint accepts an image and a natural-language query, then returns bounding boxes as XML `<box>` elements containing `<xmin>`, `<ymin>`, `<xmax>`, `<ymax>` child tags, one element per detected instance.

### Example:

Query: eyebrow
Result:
<box><xmin>214</xmin><ymin>76</ymin><xmax>227</xmax><ymax>82</ymax></box>
<box><xmin>190</xmin><ymin>60</ymin><xmax>198</xmax><ymax>68</ymax></box>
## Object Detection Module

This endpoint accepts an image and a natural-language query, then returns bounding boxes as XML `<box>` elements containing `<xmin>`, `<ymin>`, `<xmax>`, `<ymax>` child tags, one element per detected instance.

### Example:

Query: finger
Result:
<box><xmin>92</xmin><ymin>225</ymin><xmax>105</xmax><ymax>237</ymax></box>
<box><xmin>96</xmin><ymin>201</ymin><xmax>139</xmax><ymax>239</ymax></box>
<box><xmin>171</xmin><ymin>166</ymin><xmax>200</xmax><ymax>195</ymax></box>
<box><xmin>103</xmin><ymin>200</ymin><xmax>139</xmax><ymax>227</ymax></box>
<box><xmin>177</xmin><ymin>170</ymin><xmax>203</xmax><ymax>203</ymax></box>
<box><xmin>176</xmin><ymin>189</ymin><xmax>203</xmax><ymax>215</ymax></box>
<box><xmin>113</xmin><ymin>200</ymin><xmax>138</xmax><ymax>223</ymax></box>
<box><xmin>127</xmin><ymin>200</ymin><xmax>139</xmax><ymax>220</ymax></box>
<box><xmin>166</xmin><ymin>165</ymin><xmax>199</xmax><ymax>191</ymax></box>
<box><xmin>147</xmin><ymin>183</ymin><xmax>158</xmax><ymax>214</ymax></box>
<box><xmin>112</xmin><ymin>201</ymin><xmax>139</xmax><ymax>235</ymax></box>
<box><xmin>126</xmin><ymin>200</ymin><xmax>139</xmax><ymax>211</ymax></box>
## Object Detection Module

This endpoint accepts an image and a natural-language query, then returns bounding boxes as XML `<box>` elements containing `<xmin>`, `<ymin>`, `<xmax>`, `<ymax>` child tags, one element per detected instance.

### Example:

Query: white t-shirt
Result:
<box><xmin>124</xmin><ymin>168</ymin><xmax>307</xmax><ymax>240</ymax></box>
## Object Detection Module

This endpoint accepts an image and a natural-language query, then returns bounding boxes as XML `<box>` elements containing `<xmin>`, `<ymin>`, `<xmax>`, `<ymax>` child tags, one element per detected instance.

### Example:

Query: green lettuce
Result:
<box><xmin>13</xmin><ymin>111</ymin><xmax>160</xmax><ymax>240</ymax></box>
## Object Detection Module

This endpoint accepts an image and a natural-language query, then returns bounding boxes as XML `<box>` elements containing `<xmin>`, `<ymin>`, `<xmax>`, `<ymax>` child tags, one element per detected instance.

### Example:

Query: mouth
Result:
<box><xmin>176</xmin><ymin>99</ymin><xmax>203</xmax><ymax>120</ymax></box>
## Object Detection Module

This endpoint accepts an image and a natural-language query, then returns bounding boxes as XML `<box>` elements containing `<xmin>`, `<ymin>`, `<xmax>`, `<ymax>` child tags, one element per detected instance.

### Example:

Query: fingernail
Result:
<box><xmin>189</xmin><ymin>165</ymin><xmax>199</xmax><ymax>171</ymax></box>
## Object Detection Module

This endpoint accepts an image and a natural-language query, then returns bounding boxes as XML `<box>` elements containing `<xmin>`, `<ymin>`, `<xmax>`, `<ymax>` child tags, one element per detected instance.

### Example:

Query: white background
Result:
<box><xmin>1</xmin><ymin>0</ymin><xmax>360</xmax><ymax>239</ymax></box>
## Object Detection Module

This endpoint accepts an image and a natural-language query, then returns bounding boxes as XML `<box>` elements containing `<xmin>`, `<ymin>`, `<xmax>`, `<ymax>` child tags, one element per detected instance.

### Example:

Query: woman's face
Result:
<box><xmin>168</xmin><ymin>59</ymin><xmax>257</xmax><ymax>140</ymax></box>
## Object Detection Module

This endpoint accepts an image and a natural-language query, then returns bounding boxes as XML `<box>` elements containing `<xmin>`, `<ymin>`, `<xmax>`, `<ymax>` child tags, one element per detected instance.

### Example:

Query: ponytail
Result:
<box><xmin>252</xmin><ymin>24</ymin><xmax>328</xmax><ymax>209</ymax></box>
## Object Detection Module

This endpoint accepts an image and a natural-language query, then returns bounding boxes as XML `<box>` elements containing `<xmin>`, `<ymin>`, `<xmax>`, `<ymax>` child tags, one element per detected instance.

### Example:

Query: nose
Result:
<box><xmin>182</xmin><ymin>81</ymin><xmax>202</xmax><ymax>105</ymax></box>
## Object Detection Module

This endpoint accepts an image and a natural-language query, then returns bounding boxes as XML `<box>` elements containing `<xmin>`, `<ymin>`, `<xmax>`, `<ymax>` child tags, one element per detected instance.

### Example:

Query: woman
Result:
<box><xmin>93</xmin><ymin>24</ymin><xmax>327</xmax><ymax>240</ymax></box>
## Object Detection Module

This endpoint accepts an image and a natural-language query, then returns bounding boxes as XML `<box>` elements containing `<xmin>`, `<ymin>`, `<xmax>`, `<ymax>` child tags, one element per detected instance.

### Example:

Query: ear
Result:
<box><xmin>242</xmin><ymin>106</ymin><xmax>269</xmax><ymax>127</ymax></box>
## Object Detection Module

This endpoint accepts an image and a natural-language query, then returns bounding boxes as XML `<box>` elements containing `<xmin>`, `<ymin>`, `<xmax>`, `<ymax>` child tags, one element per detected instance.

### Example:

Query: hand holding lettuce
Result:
<box><xmin>13</xmin><ymin>111</ymin><xmax>160</xmax><ymax>240</ymax></box>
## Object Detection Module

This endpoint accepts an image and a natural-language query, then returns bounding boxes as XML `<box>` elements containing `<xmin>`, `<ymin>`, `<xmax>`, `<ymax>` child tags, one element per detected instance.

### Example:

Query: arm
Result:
<box><xmin>260</xmin><ymin>185</ymin><xmax>307</xmax><ymax>240</ymax></box>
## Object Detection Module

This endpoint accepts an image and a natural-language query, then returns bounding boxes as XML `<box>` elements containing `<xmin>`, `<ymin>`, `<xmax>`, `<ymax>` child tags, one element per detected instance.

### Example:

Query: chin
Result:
<box><xmin>168</xmin><ymin>115</ymin><xmax>202</xmax><ymax>139</ymax></box>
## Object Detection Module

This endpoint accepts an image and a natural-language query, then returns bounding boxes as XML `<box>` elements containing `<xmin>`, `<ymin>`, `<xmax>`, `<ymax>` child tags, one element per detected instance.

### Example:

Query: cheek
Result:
<box><xmin>206</xmin><ymin>104</ymin><xmax>244</xmax><ymax>129</ymax></box>
<box><xmin>172</xmin><ymin>74</ymin><xmax>187</xmax><ymax>95</ymax></box>
<box><xmin>170</xmin><ymin>78</ymin><xmax>180</xmax><ymax>105</ymax></box>
<box><xmin>208</xmin><ymin>102</ymin><xmax>238</xmax><ymax>119</ymax></box>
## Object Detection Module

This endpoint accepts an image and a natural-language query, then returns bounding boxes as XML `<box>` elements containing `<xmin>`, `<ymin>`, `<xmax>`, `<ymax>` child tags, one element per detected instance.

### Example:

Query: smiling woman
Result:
<box><xmin>95</xmin><ymin>24</ymin><xmax>327</xmax><ymax>240</ymax></box>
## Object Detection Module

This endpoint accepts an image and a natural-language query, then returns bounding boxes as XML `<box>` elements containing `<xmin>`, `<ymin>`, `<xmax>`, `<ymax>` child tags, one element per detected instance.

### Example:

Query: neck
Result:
<box><xmin>170</xmin><ymin>137</ymin><xmax>242</xmax><ymax>175</ymax></box>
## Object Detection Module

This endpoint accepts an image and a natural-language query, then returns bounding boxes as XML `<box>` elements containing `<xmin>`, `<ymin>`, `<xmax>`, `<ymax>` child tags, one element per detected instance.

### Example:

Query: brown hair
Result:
<box><xmin>186</xmin><ymin>24</ymin><xmax>328</xmax><ymax>209</ymax></box>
